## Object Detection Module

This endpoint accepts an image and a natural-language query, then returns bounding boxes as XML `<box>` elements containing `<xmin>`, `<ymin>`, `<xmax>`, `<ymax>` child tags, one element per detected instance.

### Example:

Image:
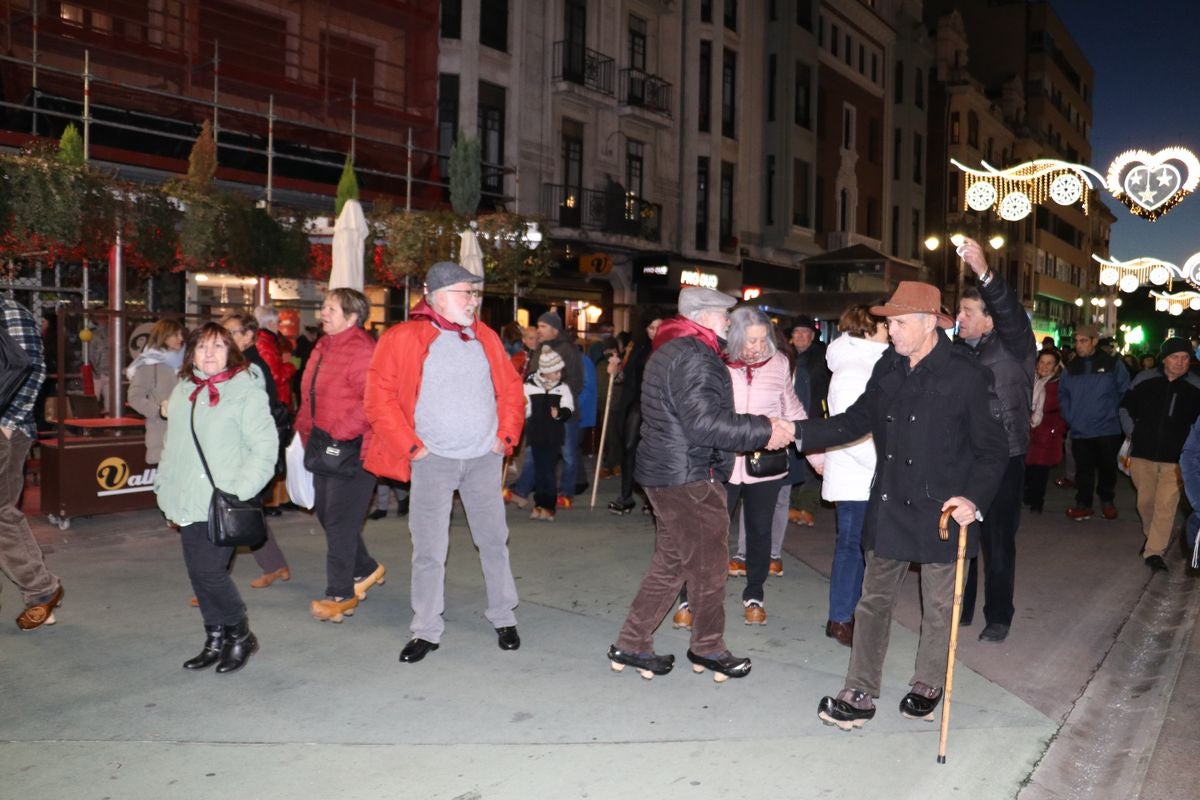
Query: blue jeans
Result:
<box><xmin>829</xmin><ymin>500</ymin><xmax>867</xmax><ymax>624</ymax></box>
<box><xmin>514</xmin><ymin>417</ymin><xmax>580</xmax><ymax>498</ymax></box>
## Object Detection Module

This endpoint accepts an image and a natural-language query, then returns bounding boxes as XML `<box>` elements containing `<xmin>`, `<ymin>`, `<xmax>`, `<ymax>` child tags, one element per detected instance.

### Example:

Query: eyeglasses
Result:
<box><xmin>443</xmin><ymin>289</ymin><xmax>483</xmax><ymax>299</ymax></box>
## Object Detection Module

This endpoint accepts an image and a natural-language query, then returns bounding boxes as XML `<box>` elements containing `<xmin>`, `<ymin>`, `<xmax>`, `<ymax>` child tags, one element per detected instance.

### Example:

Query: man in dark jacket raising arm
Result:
<box><xmin>791</xmin><ymin>282</ymin><xmax>1008</xmax><ymax>730</ymax></box>
<box><xmin>608</xmin><ymin>287</ymin><xmax>793</xmax><ymax>682</ymax></box>
<box><xmin>954</xmin><ymin>237</ymin><xmax>1036</xmax><ymax>643</ymax></box>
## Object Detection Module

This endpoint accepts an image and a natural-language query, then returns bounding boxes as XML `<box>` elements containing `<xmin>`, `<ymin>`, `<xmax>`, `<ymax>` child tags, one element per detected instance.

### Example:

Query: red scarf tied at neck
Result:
<box><xmin>189</xmin><ymin>366</ymin><xmax>245</xmax><ymax>406</ymax></box>
<box><xmin>409</xmin><ymin>299</ymin><xmax>476</xmax><ymax>342</ymax></box>
<box><xmin>723</xmin><ymin>354</ymin><xmax>771</xmax><ymax>384</ymax></box>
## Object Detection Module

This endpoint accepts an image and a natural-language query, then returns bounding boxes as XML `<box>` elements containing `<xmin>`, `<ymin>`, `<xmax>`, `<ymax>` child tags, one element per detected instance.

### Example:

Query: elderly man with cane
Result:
<box><xmin>786</xmin><ymin>281</ymin><xmax>1008</xmax><ymax>730</ymax></box>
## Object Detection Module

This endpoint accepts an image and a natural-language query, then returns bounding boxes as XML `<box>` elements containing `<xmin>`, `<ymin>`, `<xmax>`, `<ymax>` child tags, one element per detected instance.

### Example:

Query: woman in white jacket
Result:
<box><xmin>820</xmin><ymin>304</ymin><xmax>889</xmax><ymax>647</ymax></box>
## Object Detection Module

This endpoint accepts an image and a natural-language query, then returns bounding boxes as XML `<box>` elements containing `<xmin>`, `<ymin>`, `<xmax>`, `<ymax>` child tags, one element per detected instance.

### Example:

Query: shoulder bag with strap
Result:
<box><xmin>302</xmin><ymin>354</ymin><xmax>363</xmax><ymax>478</ymax></box>
<box><xmin>190</xmin><ymin>400</ymin><xmax>267</xmax><ymax>548</ymax></box>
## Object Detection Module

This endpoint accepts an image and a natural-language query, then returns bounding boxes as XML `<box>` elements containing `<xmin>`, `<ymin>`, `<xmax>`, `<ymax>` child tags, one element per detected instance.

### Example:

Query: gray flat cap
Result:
<box><xmin>425</xmin><ymin>261</ymin><xmax>484</xmax><ymax>294</ymax></box>
<box><xmin>678</xmin><ymin>286</ymin><xmax>738</xmax><ymax>317</ymax></box>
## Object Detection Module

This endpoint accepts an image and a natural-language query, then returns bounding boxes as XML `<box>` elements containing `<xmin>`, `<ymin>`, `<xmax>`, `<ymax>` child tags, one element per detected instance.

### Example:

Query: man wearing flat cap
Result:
<box><xmin>1059</xmin><ymin>324</ymin><xmax>1130</xmax><ymax>521</ymax></box>
<box><xmin>1119</xmin><ymin>337</ymin><xmax>1200</xmax><ymax>572</ymax></box>
<box><xmin>608</xmin><ymin>286</ymin><xmax>795</xmax><ymax>681</ymax></box>
<box><xmin>506</xmin><ymin>310</ymin><xmax>584</xmax><ymax>508</ymax></box>
<box><xmin>364</xmin><ymin>261</ymin><xmax>525</xmax><ymax>664</ymax></box>
<box><xmin>788</xmin><ymin>281</ymin><xmax>1008</xmax><ymax>730</ymax></box>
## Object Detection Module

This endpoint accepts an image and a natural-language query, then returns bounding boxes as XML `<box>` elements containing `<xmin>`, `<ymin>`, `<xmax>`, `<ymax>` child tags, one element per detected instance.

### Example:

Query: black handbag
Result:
<box><xmin>745</xmin><ymin>447</ymin><xmax>789</xmax><ymax>479</ymax></box>
<box><xmin>190</xmin><ymin>401</ymin><xmax>267</xmax><ymax>549</ymax></box>
<box><xmin>302</xmin><ymin>355</ymin><xmax>362</xmax><ymax>478</ymax></box>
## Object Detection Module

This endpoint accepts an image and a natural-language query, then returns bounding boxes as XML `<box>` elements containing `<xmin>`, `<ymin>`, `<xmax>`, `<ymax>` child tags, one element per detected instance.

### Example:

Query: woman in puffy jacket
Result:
<box><xmin>156</xmin><ymin>322</ymin><xmax>277</xmax><ymax>674</ymax></box>
<box><xmin>820</xmin><ymin>304</ymin><xmax>889</xmax><ymax>647</ymax></box>
<box><xmin>722</xmin><ymin>306</ymin><xmax>817</xmax><ymax>625</ymax></box>
<box><xmin>1025</xmin><ymin>349</ymin><xmax>1065</xmax><ymax>513</ymax></box>
<box><xmin>294</xmin><ymin>288</ymin><xmax>382</xmax><ymax>623</ymax></box>
<box><xmin>127</xmin><ymin>318</ymin><xmax>186</xmax><ymax>465</ymax></box>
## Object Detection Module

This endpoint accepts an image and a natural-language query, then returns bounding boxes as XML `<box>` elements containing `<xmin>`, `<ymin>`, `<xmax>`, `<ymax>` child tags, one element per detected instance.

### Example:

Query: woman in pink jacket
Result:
<box><xmin>724</xmin><ymin>307</ymin><xmax>819</xmax><ymax>625</ymax></box>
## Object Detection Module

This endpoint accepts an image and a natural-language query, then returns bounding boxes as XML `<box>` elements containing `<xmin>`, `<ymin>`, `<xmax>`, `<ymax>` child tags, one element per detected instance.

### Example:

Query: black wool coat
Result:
<box><xmin>798</xmin><ymin>333</ymin><xmax>1008</xmax><ymax>563</ymax></box>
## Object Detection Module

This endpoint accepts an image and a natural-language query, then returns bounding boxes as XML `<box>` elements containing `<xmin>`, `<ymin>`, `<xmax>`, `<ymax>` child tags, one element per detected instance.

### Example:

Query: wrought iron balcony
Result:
<box><xmin>619</xmin><ymin>68</ymin><xmax>672</xmax><ymax>117</ymax></box>
<box><xmin>552</xmin><ymin>41</ymin><xmax>615</xmax><ymax>96</ymax></box>
<box><xmin>541</xmin><ymin>183</ymin><xmax>661</xmax><ymax>242</ymax></box>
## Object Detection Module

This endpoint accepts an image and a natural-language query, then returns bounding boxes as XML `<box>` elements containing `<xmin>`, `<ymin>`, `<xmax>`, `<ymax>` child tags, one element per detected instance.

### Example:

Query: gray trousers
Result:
<box><xmin>408</xmin><ymin>451</ymin><xmax>518</xmax><ymax>642</ymax></box>
<box><xmin>845</xmin><ymin>551</ymin><xmax>955</xmax><ymax>697</ymax></box>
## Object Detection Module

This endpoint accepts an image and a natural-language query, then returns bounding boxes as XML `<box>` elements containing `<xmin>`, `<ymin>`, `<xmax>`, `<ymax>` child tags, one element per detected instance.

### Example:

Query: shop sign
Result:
<box><xmin>680</xmin><ymin>269</ymin><xmax>719</xmax><ymax>289</ymax></box>
<box><xmin>742</xmin><ymin>286</ymin><xmax>762</xmax><ymax>301</ymax></box>
<box><xmin>581</xmin><ymin>253</ymin><xmax>613</xmax><ymax>275</ymax></box>
<box><xmin>96</xmin><ymin>456</ymin><xmax>157</xmax><ymax>497</ymax></box>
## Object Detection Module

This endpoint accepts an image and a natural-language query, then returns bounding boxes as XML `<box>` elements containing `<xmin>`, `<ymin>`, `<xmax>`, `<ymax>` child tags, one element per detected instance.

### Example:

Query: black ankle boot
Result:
<box><xmin>183</xmin><ymin>625</ymin><xmax>225</xmax><ymax>670</ymax></box>
<box><xmin>215</xmin><ymin>619</ymin><xmax>258</xmax><ymax>674</ymax></box>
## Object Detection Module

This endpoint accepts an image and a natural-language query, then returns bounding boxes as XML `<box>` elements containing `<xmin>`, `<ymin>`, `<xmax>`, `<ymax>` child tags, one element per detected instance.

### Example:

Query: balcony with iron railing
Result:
<box><xmin>541</xmin><ymin>183</ymin><xmax>661</xmax><ymax>242</ymax></box>
<box><xmin>619</xmin><ymin>68</ymin><xmax>672</xmax><ymax>117</ymax></box>
<box><xmin>551</xmin><ymin>41</ymin><xmax>615</xmax><ymax>96</ymax></box>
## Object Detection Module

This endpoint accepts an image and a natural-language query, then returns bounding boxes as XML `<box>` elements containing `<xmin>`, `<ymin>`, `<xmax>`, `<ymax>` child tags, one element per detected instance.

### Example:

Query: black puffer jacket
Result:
<box><xmin>635</xmin><ymin>318</ymin><xmax>773</xmax><ymax>487</ymax></box>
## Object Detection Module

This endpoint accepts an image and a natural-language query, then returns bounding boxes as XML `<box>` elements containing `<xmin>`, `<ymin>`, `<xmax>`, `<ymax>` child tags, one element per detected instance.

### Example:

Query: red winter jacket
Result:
<box><xmin>294</xmin><ymin>325</ymin><xmax>375</xmax><ymax>458</ymax></box>
<box><xmin>363</xmin><ymin>317</ymin><xmax>524</xmax><ymax>482</ymax></box>
<box><xmin>1026</xmin><ymin>379</ymin><xmax>1066</xmax><ymax>467</ymax></box>
<box><xmin>256</xmin><ymin>328</ymin><xmax>295</xmax><ymax>408</ymax></box>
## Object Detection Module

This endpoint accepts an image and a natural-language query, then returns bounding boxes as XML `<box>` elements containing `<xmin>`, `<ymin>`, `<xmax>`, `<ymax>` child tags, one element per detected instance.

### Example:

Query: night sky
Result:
<box><xmin>1050</xmin><ymin>0</ymin><xmax>1200</xmax><ymax>269</ymax></box>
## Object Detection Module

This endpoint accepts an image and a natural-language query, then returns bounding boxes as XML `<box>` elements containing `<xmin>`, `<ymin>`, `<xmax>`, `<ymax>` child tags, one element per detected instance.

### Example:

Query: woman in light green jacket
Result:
<box><xmin>156</xmin><ymin>322</ymin><xmax>278</xmax><ymax>675</ymax></box>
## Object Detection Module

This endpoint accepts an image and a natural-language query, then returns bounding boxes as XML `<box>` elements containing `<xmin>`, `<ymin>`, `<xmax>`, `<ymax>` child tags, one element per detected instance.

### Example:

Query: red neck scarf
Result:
<box><xmin>651</xmin><ymin>316</ymin><xmax>721</xmax><ymax>354</ymax></box>
<box><xmin>410</xmin><ymin>299</ymin><xmax>475</xmax><ymax>342</ymax></box>
<box><xmin>723</xmin><ymin>354</ymin><xmax>771</xmax><ymax>384</ymax></box>
<box><xmin>189</xmin><ymin>366</ymin><xmax>245</xmax><ymax>406</ymax></box>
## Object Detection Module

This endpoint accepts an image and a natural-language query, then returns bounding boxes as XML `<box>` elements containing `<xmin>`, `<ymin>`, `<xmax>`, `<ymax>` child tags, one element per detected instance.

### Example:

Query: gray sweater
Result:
<box><xmin>413</xmin><ymin>328</ymin><xmax>498</xmax><ymax>458</ymax></box>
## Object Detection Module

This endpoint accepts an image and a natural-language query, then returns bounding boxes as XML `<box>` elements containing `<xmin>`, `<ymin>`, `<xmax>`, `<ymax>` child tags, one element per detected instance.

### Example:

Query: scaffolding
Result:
<box><xmin>0</xmin><ymin>0</ymin><xmax>455</xmax><ymax>210</ymax></box>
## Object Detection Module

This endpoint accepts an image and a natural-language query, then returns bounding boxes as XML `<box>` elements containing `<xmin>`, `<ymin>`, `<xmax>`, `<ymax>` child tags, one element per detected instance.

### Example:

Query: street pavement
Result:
<box><xmin>1</xmin><ymin>469</ymin><xmax>1196</xmax><ymax>799</ymax></box>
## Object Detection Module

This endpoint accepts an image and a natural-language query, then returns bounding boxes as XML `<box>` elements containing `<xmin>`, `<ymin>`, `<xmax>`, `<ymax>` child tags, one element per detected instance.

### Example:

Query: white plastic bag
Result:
<box><xmin>285</xmin><ymin>432</ymin><xmax>315</xmax><ymax>509</ymax></box>
<box><xmin>1117</xmin><ymin>437</ymin><xmax>1132</xmax><ymax>477</ymax></box>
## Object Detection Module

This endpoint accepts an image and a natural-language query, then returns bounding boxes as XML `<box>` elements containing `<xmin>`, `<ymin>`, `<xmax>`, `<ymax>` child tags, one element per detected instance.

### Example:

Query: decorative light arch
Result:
<box><xmin>951</xmin><ymin>158</ymin><xmax>1105</xmax><ymax>220</ymax></box>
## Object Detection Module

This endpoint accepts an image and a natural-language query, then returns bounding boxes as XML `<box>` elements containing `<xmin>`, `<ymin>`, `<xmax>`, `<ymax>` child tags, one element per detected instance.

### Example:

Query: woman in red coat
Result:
<box><xmin>1025</xmin><ymin>350</ymin><xmax>1066</xmax><ymax>512</ymax></box>
<box><xmin>294</xmin><ymin>288</ymin><xmax>383</xmax><ymax>622</ymax></box>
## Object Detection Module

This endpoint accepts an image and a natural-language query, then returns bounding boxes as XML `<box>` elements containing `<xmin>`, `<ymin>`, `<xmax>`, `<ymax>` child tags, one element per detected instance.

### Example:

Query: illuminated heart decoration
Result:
<box><xmin>1123</xmin><ymin>164</ymin><xmax>1180</xmax><ymax>211</ymax></box>
<box><xmin>1107</xmin><ymin>147</ymin><xmax>1200</xmax><ymax>220</ymax></box>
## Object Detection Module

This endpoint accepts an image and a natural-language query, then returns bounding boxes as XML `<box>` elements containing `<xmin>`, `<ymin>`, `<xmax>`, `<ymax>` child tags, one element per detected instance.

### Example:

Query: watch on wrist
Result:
<box><xmin>978</xmin><ymin>269</ymin><xmax>994</xmax><ymax>287</ymax></box>
<box><xmin>974</xmin><ymin>508</ymin><xmax>984</xmax><ymax>523</ymax></box>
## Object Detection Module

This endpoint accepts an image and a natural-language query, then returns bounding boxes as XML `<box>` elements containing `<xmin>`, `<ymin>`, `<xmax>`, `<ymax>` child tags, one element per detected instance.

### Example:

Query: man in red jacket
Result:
<box><xmin>364</xmin><ymin>262</ymin><xmax>525</xmax><ymax>664</ymax></box>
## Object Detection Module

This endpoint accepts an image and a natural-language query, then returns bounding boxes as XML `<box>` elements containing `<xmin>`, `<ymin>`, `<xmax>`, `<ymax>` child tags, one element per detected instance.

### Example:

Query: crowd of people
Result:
<box><xmin>3</xmin><ymin>238</ymin><xmax>1200</xmax><ymax>736</ymax></box>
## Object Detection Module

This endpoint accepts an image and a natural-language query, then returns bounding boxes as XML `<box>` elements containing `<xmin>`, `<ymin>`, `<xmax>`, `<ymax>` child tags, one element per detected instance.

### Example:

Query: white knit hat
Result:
<box><xmin>538</xmin><ymin>346</ymin><xmax>565</xmax><ymax>375</ymax></box>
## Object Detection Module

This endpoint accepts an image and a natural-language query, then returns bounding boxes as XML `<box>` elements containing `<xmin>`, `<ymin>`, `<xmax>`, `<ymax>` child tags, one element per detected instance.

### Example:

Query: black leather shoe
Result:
<box><xmin>608</xmin><ymin>644</ymin><xmax>674</xmax><ymax>677</ymax></box>
<box><xmin>496</xmin><ymin>626</ymin><xmax>520</xmax><ymax>651</ymax></box>
<box><xmin>899</xmin><ymin>683</ymin><xmax>943</xmax><ymax>720</ymax></box>
<box><xmin>368</xmin><ymin>509</ymin><xmax>387</xmax><ymax>520</ymax></box>
<box><xmin>397</xmin><ymin>497</ymin><xmax>409</xmax><ymax>516</ymax></box>
<box><xmin>979</xmin><ymin>622</ymin><xmax>1010</xmax><ymax>642</ymax></box>
<box><xmin>215</xmin><ymin>619</ymin><xmax>258</xmax><ymax>674</ymax></box>
<box><xmin>183</xmin><ymin>625</ymin><xmax>225</xmax><ymax>670</ymax></box>
<box><xmin>1146</xmin><ymin>555</ymin><xmax>1168</xmax><ymax>572</ymax></box>
<box><xmin>818</xmin><ymin>689</ymin><xmax>876</xmax><ymax>730</ymax></box>
<box><xmin>400</xmin><ymin>637</ymin><xmax>439</xmax><ymax>663</ymax></box>
<box><xmin>608</xmin><ymin>498</ymin><xmax>636</xmax><ymax>515</ymax></box>
<box><xmin>263</xmin><ymin>506</ymin><xmax>283</xmax><ymax>517</ymax></box>
<box><xmin>686</xmin><ymin>649</ymin><xmax>751</xmax><ymax>681</ymax></box>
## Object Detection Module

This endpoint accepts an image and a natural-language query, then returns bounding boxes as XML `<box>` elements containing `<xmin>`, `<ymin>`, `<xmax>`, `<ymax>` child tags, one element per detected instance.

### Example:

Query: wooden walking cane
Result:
<box><xmin>937</xmin><ymin>505</ymin><xmax>969</xmax><ymax>764</ymax></box>
<box><xmin>590</xmin><ymin>366</ymin><xmax>618</xmax><ymax>510</ymax></box>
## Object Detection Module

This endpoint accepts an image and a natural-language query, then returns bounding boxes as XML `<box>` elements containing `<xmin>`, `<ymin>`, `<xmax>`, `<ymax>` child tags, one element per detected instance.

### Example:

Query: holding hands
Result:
<box><xmin>766</xmin><ymin>417</ymin><xmax>796</xmax><ymax>451</ymax></box>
